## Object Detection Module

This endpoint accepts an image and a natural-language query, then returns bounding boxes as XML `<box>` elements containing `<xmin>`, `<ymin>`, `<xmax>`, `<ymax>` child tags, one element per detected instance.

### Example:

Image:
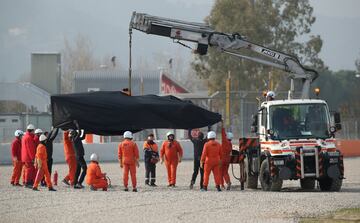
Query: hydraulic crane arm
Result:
<box><xmin>130</xmin><ymin>12</ymin><xmax>318</xmax><ymax>99</ymax></box>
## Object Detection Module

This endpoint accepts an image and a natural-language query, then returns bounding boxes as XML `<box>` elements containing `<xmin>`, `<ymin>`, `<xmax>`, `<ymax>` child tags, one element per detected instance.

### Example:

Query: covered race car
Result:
<box><xmin>51</xmin><ymin>91</ymin><xmax>221</xmax><ymax>135</ymax></box>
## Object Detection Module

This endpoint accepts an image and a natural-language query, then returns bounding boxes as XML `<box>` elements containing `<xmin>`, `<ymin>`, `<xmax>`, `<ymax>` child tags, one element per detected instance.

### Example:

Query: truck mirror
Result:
<box><xmin>334</xmin><ymin>112</ymin><xmax>341</xmax><ymax>130</ymax></box>
<box><xmin>267</xmin><ymin>129</ymin><xmax>274</xmax><ymax>136</ymax></box>
<box><xmin>335</xmin><ymin>123</ymin><xmax>342</xmax><ymax>131</ymax></box>
<box><xmin>252</xmin><ymin>114</ymin><xmax>258</xmax><ymax>124</ymax></box>
<box><xmin>251</xmin><ymin>114</ymin><xmax>258</xmax><ymax>133</ymax></box>
<box><xmin>334</xmin><ymin>112</ymin><xmax>341</xmax><ymax>124</ymax></box>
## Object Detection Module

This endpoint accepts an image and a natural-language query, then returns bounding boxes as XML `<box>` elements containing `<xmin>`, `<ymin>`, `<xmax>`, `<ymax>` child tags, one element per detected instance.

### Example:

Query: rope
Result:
<box><xmin>174</xmin><ymin>40</ymin><xmax>193</xmax><ymax>50</ymax></box>
<box><xmin>106</xmin><ymin>176</ymin><xmax>112</xmax><ymax>188</ymax></box>
<box><xmin>231</xmin><ymin>163</ymin><xmax>241</xmax><ymax>181</ymax></box>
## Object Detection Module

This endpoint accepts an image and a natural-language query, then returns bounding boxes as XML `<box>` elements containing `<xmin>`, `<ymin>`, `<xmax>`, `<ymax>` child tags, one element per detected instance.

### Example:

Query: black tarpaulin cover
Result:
<box><xmin>51</xmin><ymin>91</ymin><xmax>221</xmax><ymax>135</ymax></box>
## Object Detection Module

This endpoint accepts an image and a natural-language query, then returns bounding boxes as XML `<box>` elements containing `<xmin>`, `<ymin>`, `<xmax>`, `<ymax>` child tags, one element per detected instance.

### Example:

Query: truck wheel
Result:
<box><xmin>300</xmin><ymin>178</ymin><xmax>315</xmax><ymax>190</ymax></box>
<box><xmin>260</xmin><ymin>159</ymin><xmax>282</xmax><ymax>191</ymax></box>
<box><xmin>245</xmin><ymin>158</ymin><xmax>258</xmax><ymax>189</ymax></box>
<box><xmin>319</xmin><ymin>177</ymin><xmax>342</xmax><ymax>191</ymax></box>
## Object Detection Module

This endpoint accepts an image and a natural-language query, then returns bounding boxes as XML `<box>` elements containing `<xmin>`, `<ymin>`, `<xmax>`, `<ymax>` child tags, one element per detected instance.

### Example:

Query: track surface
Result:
<box><xmin>0</xmin><ymin>158</ymin><xmax>359</xmax><ymax>223</ymax></box>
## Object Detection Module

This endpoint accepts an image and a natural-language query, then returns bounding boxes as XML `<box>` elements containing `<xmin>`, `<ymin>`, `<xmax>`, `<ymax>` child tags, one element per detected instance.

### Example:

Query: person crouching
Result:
<box><xmin>33</xmin><ymin>134</ymin><xmax>56</xmax><ymax>191</ymax></box>
<box><xmin>86</xmin><ymin>153</ymin><xmax>108</xmax><ymax>191</ymax></box>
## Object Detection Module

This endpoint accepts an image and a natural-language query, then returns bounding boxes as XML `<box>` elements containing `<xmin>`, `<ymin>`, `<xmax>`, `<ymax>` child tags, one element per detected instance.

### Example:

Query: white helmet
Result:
<box><xmin>266</xmin><ymin>91</ymin><xmax>276</xmax><ymax>99</ymax></box>
<box><xmin>39</xmin><ymin>134</ymin><xmax>47</xmax><ymax>142</ymax></box>
<box><xmin>27</xmin><ymin>124</ymin><xmax>35</xmax><ymax>130</ymax></box>
<box><xmin>207</xmin><ymin>131</ymin><xmax>216</xmax><ymax>139</ymax></box>
<box><xmin>34</xmin><ymin>129</ymin><xmax>43</xmax><ymax>134</ymax></box>
<box><xmin>14</xmin><ymin>130</ymin><xmax>24</xmax><ymax>137</ymax></box>
<box><xmin>123</xmin><ymin>131</ymin><xmax>133</xmax><ymax>139</ymax></box>
<box><xmin>227</xmin><ymin>132</ymin><xmax>234</xmax><ymax>140</ymax></box>
<box><xmin>90</xmin><ymin>153</ymin><xmax>99</xmax><ymax>162</ymax></box>
<box><xmin>166</xmin><ymin>131</ymin><xmax>174</xmax><ymax>137</ymax></box>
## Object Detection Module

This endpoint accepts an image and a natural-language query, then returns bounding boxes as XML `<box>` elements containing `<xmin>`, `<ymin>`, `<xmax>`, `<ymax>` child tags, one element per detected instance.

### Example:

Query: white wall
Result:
<box><xmin>0</xmin><ymin>140</ymin><xmax>195</xmax><ymax>165</ymax></box>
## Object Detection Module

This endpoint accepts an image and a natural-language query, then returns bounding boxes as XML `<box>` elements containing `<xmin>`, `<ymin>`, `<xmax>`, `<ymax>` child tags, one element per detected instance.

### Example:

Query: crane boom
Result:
<box><xmin>130</xmin><ymin>12</ymin><xmax>318</xmax><ymax>99</ymax></box>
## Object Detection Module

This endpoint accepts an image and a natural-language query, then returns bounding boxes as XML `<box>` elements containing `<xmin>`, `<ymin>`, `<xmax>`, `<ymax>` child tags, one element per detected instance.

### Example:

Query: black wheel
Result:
<box><xmin>300</xmin><ymin>178</ymin><xmax>315</xmax><ymax>190</ymax></box>
<box><xmin>245</xmin><ymin>158</ymin><xmax>258</xmax><ymax>189</ymax></box>
<box><xmin>319</xmin><ymin>177</ymin><xmax>342</xmax><ymax>191</ymax></box>
<box><xmin>259</xmin><ymin>159</ymin><xmax>282</xmax><ymax>191</ymax></box>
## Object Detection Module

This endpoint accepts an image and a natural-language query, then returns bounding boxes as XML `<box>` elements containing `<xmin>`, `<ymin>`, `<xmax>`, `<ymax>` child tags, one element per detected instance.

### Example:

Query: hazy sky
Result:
<box><xmin>0</xmin><ymin>0</ymin><xmax>359</xmax><ymax>82</ymax></box>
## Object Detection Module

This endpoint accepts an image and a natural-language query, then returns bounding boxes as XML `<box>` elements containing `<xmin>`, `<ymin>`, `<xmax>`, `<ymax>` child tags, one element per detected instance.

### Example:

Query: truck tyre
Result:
<box><xmin>319</xmin><ymin>177</ymin><xmax>342</xmax><ymax>191</ymax></box>
<box><xmin>260</xmin><ymin>159</ymin><xmax>282</xmax><ymax>191</ymax></box>
<box><xmin>245</xmin><ymin>158</ymin><xmax>258</xmax><ymax>189</ymax></box>
<box><xmin>300</xmin><ymin>178</ymin><xmax>315</xmax><ymax>190</ymax></box>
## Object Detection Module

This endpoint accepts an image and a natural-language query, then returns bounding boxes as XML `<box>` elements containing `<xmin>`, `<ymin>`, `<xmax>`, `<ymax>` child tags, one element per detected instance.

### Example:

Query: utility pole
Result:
<box><xmin>128</xmin><ymin>26</ymin><xmax>133</xmax><ymax>95</ymax></box>
<box><xmin>140</xmin><ymin>76</ymin><xmax>144</xmax><ymax>95</ymax></box>
<box><xmin>225</xmin><ymin>71</ymin><xmax>231</xmax><ymax>129</ymax></box>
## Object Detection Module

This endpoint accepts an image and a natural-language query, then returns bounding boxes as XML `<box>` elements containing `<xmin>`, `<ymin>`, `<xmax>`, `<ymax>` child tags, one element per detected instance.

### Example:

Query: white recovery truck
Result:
<box><xmin>129</xmin><ymin>12</ymin><xmax>344</xmax><ymax>191</ymax></box>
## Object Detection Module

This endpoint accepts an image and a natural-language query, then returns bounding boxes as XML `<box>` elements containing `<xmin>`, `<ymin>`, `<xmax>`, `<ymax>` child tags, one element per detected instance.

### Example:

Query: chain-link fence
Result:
<box><xmin>338</xmin><ymin>118</ymin><xmax>360</xmax><ymax>139</ymax></box>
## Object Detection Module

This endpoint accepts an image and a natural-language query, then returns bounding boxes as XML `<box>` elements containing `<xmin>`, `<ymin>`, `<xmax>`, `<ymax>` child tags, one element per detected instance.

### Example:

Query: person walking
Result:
<box><xmin>32</xmin><ymin>134</ymin><xmax>56</xmax><ymax>191</ymax></box>
<box><xmin>201</xmin><ymin>131</ymin><xmax>222</xmax><ymax>192</ymax></box>
<box><xmin>118</xmin><ymin>131</ymin><xmax>139</xmax><ymax>192</ymax></box>
<box><xmin>220</xmin><ymin>125</ymin><xmax>233</xmax><ymax>190</ymax></box>
<box><xmin>62</xmin><ymin>130</ymin><xmax>77</xmax><ymax>186</ymax></box>
<box><xmin>10</xmin><ymin>130</ymin><xmax>24</xmax><ymax>186</ymax></box>
<box><xmin>21</xmin><ymin>124</ymin><xmax>36</xmax><ymax>188</ymax></box>
<box><xmin>43</xmin><ymin>128</ymin><xmax>59</xmax><ymax>175</ymax></box>
<box><xmin>143</xmin><ymin>133</ymin><xmax>159</xmax><ymax>186</ymax></box>
<box><xmin>71</xmin><ymin>130</ymin><xmax>87</xmax><ymax>189</ymax></box>
<box><xmin>160</xmin><ymin>132</ymin><xmax>183</xmax><ymax>187</ymax></box>
<box><xmin>188</xmin><ymin>129</ymin><xmax>206</xmax><ymax>189</ymax></box>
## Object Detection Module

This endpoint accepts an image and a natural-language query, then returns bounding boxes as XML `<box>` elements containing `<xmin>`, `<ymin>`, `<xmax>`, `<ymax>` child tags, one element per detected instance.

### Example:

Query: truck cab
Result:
<box><xmin>249</xmin><ymin>99</ymin><xmax>344</xmax><ymax>191</ymax></box>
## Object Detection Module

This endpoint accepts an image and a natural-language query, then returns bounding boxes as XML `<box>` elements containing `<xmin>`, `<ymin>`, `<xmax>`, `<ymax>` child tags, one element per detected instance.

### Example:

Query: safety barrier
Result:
<box><xmin>336</xmin><ymin>140</ymin><xmax>360</xmax><ymax>157</ymax></box>
<box><xmin>1</xmin><ymin>139</ymin><xmax>359</xmax><ymax>165</ymax></box>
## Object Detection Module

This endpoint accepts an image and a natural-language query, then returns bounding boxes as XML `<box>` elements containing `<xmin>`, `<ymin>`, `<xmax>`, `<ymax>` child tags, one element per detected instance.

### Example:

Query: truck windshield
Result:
<box><xmin>269</xmin><ymin>103</ymin><xmax>330</xmax><ymax>140</ymax></box>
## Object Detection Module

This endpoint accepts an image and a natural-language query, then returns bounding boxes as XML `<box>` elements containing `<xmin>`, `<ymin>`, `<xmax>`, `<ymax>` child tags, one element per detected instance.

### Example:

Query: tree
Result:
<box><xmin>61</xmin><ymin>35</ymin><xmax>100</xmax><ymax>93</ymax></box>
<box><xmin>312</xmin><ymin>69</ymin><xmax>360</xmax><ymax>117</ymax></box>
<box><xmin>356</xmin><ymin>51</ymin><xmax>360</xmax><ymax>73</ymax></box>
<box><xmin>0</xmin><ymin>101</ymin><xmax>27</xmax><ymax>113</ymax></box>
<box><xmin>193</xmin><ymin>0</ymin><xmax>324</xmax><ymax>94</ymax></box>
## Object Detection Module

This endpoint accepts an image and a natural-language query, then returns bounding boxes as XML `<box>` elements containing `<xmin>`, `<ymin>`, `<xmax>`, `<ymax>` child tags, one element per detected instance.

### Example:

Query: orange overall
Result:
<box><xmin>220</xmin><ymin>128</ymin><xmax>232</xmax><ymax>186</ymax></box>
<box><xmin>63</xmin><ymin>131</ymin><xmax>77</xmax><ymax>185</ymax></box>
<box><xmin>21</xmin><ymin>132</ymin><xmax>36</xmax><ymax>185</ymax></box>
<box><xmin>33</xmin><ymin>143</ymin><xmax>53</xmax><ymax>188</ymax></box>
<box><xmin>118</xmin><ymin>139</ymin><xmax>139</xmax><ymax>188</ymax></box>
<box><xmin>160</xmin><ymin>140</ymin><xmax>183</xmax><ymax>185</ymax></box>
<box><xmin>10</xmin><ymin>137</ymin><xmax>23</xmax><ymax>184</ymax></box>
<box><xmin>201</xmin><ymin>139</ymin><xmax>222</xmax><ymax>187</ymax></box>
<box><xmin>86</xmin><ymin>161</ymin><xmax>108</xmax><ymax>190</ymax></box>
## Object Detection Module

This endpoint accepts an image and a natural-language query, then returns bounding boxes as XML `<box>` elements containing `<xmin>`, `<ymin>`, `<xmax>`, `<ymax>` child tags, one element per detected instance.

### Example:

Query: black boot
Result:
<box><xmin>48</xmin><ymin>187</ymin><xmax>57</xmax><ymax>191</ymax></box>
<box><xmin>150</xmin><ymin>180</ymin><xmax>157</xmax><ymax>187</ymax></box>
<box><xmin>145</xmin><ymin>179</ymin><xmax>150</xmax><ymax>186</ymax></box>
<box><xmin>189</xmin><ymin>181</ymin><xmax>194</xmax><ymax>189</ymax></box>
<box><xmin>226</xmin><ymin>182</ymin><xmax>231</xmax><ymax>191</ymax></box>
<box><xmin>74</xmin><ymin>184</ymin><xmax>84</xmax><ymax>189</ymax></box>
<box><xmin>216</xmin><ymin>185</ymin><xmax>222</xmax><ymax>192</ymax></box>
<box><xmin>62</xmin><ymin>179</ymin><xmax>70</xmax><ymax>186</ymax></box>
<box><xmin>201</xmin><ymin>186</ymin><xmax>207</xmax><ymax>191</ymax></box>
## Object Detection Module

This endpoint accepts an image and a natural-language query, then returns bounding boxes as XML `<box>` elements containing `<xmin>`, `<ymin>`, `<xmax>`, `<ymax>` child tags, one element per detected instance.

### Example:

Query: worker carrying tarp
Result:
<box><xmin>50</xmin><ymin>91</ymin><xmax>221</xmax><ymax>135</ymax></box>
